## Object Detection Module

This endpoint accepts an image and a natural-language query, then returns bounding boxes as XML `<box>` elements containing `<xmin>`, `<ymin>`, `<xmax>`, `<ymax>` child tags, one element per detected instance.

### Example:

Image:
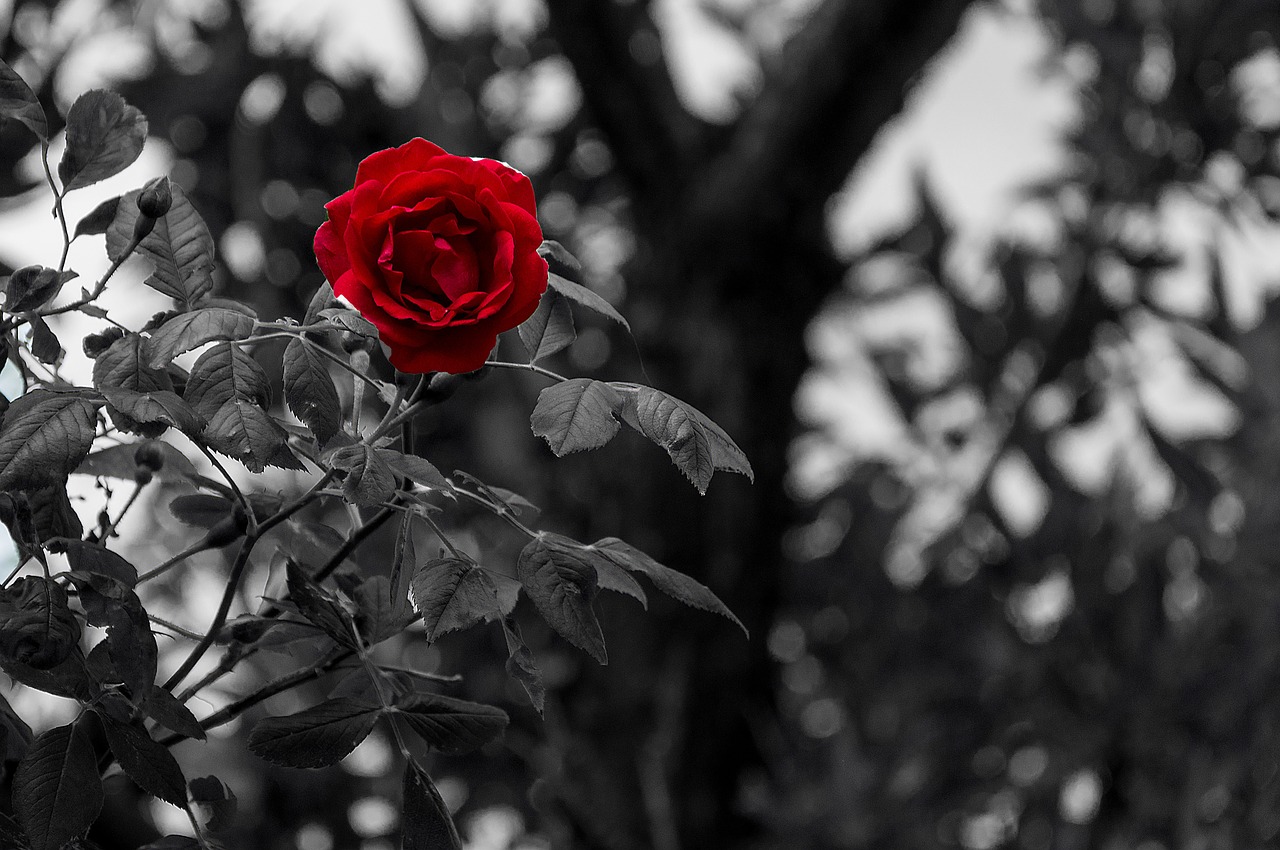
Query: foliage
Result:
<box><xmin>0</xmin><ymin>64</ymin><xmax>750</xmax><ymax>849</ymax></box>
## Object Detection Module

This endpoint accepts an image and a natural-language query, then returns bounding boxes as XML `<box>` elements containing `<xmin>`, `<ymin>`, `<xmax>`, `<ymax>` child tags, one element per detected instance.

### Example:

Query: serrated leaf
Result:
<box><xmin>145</xmin><ymin>308</ymin><xmax>255</xmax><ymax>368</ymax></box>
<box><xmin>409</xmin><ymin>558</ymin><xmax>502</xmax><ymax>642</ymax></box>
<box><xmin>547</xmin><ymin>272</ymin><xmax>630</xmax><ymax>331</ymax></box>
<box><xmin>501</xmin><ymin>616</ymin><xmax>544</xmax><ymax>715</ymax></box>
<box><xmin>106</xmin><ymin>183</ymin><xmax>214</xmax><ymax>308</ymax></box>
<box><xmin>330</xmin><ymin>444</ymin><xmax>396</xmax><ymax>506</ymax></box>
<box><xmin>63</xmin><ymin>539</ymin><xmax>137</xmax><ymax>585</ymax></box>
<box><xmin>96</xmin><ymin>712</ymin><xmax>187</xmax><ymax>806</ymax></box>
<box><xmin>285</xmin><ymin>558</ymin><xmax>357</xmax><ymax>648</ymax></box>
<box><xmin>304</xmin><ymin>282</ymin><xmax>335</xmax><ymax>324</ymax></box>
<box><xmin>0</xmin><ymin>60</ymin><xmax>46</xmax><ymax>139</ymax></box>
<box><xmin>145</xmin><ymin>685</ymin><xmax>205</xmax><ymax>741</ymax></box>
<box><xmin>93</xmin><ymin>333</ymin><xmax>174</xmax><ymax>436</ymax></box>
<box><xmin>377</xmin><ymin>447</ymin><xmax>448</xmax><ymax>490</ymax></box>
<box><xmin>1</xmin><ymin>647</ymin><xmax>94</xmax><ymax>701</ymax></box>
<box><xmin>317</xmin><ymin>307</ymin><xmax>379</xmax><ymax>340</ymax></box>
<box><xmin>101</xmin><ymin>387</ymin><xmax>204</xmax><ymax>434</ymax></box>
<box><xmin>202</xmin><ymin>398</ymin><xmax>295</xmax><ymax>473</ymax></box>
<box><xmin>589</xmin><ymin>537</ymin><xmax>745</xmax><ymax>634</ymax></box>
<box><xmin>27</xmin><ymin>317</ymin><xmax>59</xmax><ymax>365</ymax></box>
<box><xmin>58</xmin><ymin>89</ymin><xmax>147</xmax><ymax>191</ymax></box>
<box><xmin>615</xmin><ymin>385</ymin><xmax>715</xmax><ymax>494</ymax></box>
<box><xmin>518</xmin><ymin>287</ymin><xmax>575</xmax><ymax>361</ymax></box>
<box><xmin>183</xmin><ymin>342</ymin><xmax>269</xmax><ymax>418</ymax></box>
<box><xmin>13</xmin><ymin>721</ymin><xmax>102</xmax><ymax>850</ymax></box>
<box><xmin>4</xmin><ymin>266</ymin><xmax>76</xmax><ymax>313</ymax></box>
<box><xmin>402</xmin><ymin>761</ymin><xmax>463</xmax><ymax>850</ymax></box>
<box><xmin>354</xmin><ymin>575</ymin><xmax>415</xmax><ymax>645</ymax></box>
<box><xmin>393</xmin><ymin>693</ymin><xmax>508</xmax><ymax>754</ymax></box>
<box><xmin>74</xmin><ymin>195</ymin><xmax>121</xmax><ymax>238</ymax></box>
<box><xmin>69</xmin><ymin>573</ymin><xmax>157</xmax><ymax>700</ymax></box>
<box><xmin>0</xmin><ymin>390</ymin><xmax>98</xmax><ymax>490</ymax></box>
<box><xmin>516</xmin><ymin>533</ymin><xmax>607</xmax><ymax>664</ymax></box>
<box><xmin>247</xmin><ymin>698</ymin><xmax>382</xmax><ymax>768</ymax></box>
<box><xmin>283</xmin><ymin>337</ymin><xmax>341</xmax><ymax>445</ymax></box>
<box><xmin>530</xmin><ymin>378</ymin><xmax>622</xmax><ymax>456</ymax></box>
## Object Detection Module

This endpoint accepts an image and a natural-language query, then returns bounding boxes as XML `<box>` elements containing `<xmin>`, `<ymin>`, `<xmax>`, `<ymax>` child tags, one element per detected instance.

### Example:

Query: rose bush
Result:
<box><xmin>313</xmin><ymin>137</ymin><xmax>548</xmax><ymax>374</ymax></box>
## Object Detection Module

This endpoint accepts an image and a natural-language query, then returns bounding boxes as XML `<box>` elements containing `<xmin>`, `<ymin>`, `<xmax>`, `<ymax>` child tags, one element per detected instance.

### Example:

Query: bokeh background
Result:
<box><xmin>4</xmin><ymin>0</ymin><xmax>1280</xmax><ymax>848</ymax></box>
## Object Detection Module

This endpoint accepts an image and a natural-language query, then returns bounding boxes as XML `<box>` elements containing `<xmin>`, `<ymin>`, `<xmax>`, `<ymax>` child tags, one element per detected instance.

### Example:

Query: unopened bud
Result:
<box><xmin>137</xmin><ymin>177</ymin><xmax>173</xmax><ymax>219</ymax></box>
<box><xmin>133</xmin><ymin>442</ymin><xmax>166</xmax><ymax>472</ymax></box>
<box><xmin>82</xmin><ymin>327</ymin><xmax>125</xmax><ymax>358</ymax></box>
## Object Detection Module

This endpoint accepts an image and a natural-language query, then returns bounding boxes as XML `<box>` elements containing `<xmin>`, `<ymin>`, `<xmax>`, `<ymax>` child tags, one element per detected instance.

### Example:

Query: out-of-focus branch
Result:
<box><xmin>543</xmin><ymin>0</ymin><xmax>707</xmax><ymax>197</ymax></box>
<box><xmin>690</xmin><ymin>0</ymin><xmax>976</xmax><ymax>240</ymax></box>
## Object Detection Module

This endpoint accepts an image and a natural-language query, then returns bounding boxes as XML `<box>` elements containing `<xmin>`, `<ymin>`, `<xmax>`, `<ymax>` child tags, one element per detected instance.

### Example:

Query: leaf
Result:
<box><xmin>107</xmin><ymin>183</ymin><xmax>215</xmax><ymax>308</ymax></box>
<box><xmin>4</xmin><ymin>266</ymin><xmax>76</xmax><ymax>313</ymax></box>
<box><xmin>330</xmin><ymin>444</ymin><xmax>396</xmax><ymax>506</ymax></box>
<box><xmin>74</xmin><ymin>195</ymin><xmax>121</xmax><ymax>238</ymax></box>
<box><xmin>202</xmin><ymin>398</ymin><xmax>297</xmax><ymax>473</ymax></box>
<box><xmin>145</xmin><ymin>308</ymin><xmax>255</xmax><ymax>368</ymax></box>
<box><xmin>101</xmin><ymin>387</ymin><xmax>204</xmax><ymax>434</ymax></box>
<box><xmin>589</xmin><ymin>537</ymin><xmax>746</xmax><ymax>634</ymax></box>
<box><xmin>13</xmin><ymin>721</ymin><xmax>103</xmax><ymax>850</ymax></box>
<box><xmin>501</xmin><ymin>617</ymin><xmax>544</xmax><ymax>714</ymax></box>
<box><xmin>285</xmin><ymin>558</ymin><xmax>357</xmax><ymax>648</ymax></box>
<box><xmin>283</xmin><ymin>337</ymin><xmax>341</xmax><ymax>444</ymax></box>
<box><xmin>0</xmin><ymin>691</ymin><xmax>33</xmax><ymax>763</ymax></box>
<box><xmin>27</xmin><ymin>317</ymin><xmax>60</xmax><ymax>365</ymax></box>
<box><xmin>304</xmin><ymin>282</ymin><xmax>335</xmax><ymax>324</ymax></box>
<box><xmin>354</xmin><ymin>575</ymin><xmax>415</xmax><ymax>645</ymax></box>
<box><xmin>247</xmin><ymin>698</ymin><xmax>382</xmax><ymax>768</ymax></box>
<box><xmin>0</xmin><ymin>60</ymin><xmax>46</xmax><ymax>139</ymax></box>
<box><xmin>516</xmin><ymin>533</ymin><xmax>607</xmax><ymax>664</ymax></box>
<box><xmin>402</xmin><ymin>761</ymin><xmax>463</xmax><ymax>850</ymax></box>
<box><xmin>145</xmin><ymin>685</ymin><xmax>205</xmax><ymax>741</ymax></box>
<box><xmin>377</xmin><ymin>447</ymin><xmax>449</xmax><ymax>490</ymax></box>
<box><xmin>96</xmin><ymin>712</ymin><xmax>187</xmax><ymax>806</ymax></box>
<box><xmin>537</xmin><ymin>239</ymin><xmax>581</xmax><ymax>273</ymax></box>
<box><xmin>57</xmin><ymin>90</ymin><xmax>147</xmax><ymax>191</ymax></box>
<box><xmin>0</xmin><ymin>390</ymin><xmax>98</xmax><ymax>490</ymax></box>
<box><xmin>547</xmin><ymin>272</ymin><xmax>630</xmax><ymax>331</ymax></box>
<box><xmin>168</xmin><ymin>493</ymin><xmax>235</xmax><ymax>528</ymax></box>
<box><xmin>393</xmin><ymin>693</ymin><xmax>508</xmax><ymax>754</ymax></box>
<box><xmin>317</xmin><ymin>307</ymin><xmax>379</xmax><ymax>341</ymax></box>
<box><xmin>183</xmin><ymin>342</ymin><xmax>269</xmax><ymax>418</ymax></box>
<box><xmin>69</xmin><ymin>573</ymin><xmax>157</xmax><ymax>700</ymax></box>
<box><xmin>615</xmin><ymin>385</ymin><xmax>715</xmax><ymax>494</ymax></box>
<box><xmin>63</xmin><ymin>539</ymin><xmax>137</xmax><ymax>585</ymax></box>
<box><xmin>518</xmin><ymin>287</ymin><xmax>575</xmax><ymax>361</ymax></box>
<box><xmin>0</xmin><ymin>810</ymin><xmax>30</xmax><ymax>850</ymax></box>
<box><xmin>1</xmin><ymin>647</ymin><xmax>94</xmax><ymax>701</ymax></box>
<box><xmin>530</xmin><ymin>378</ymin><xmax>623</xmax><ymax>456</ymax></box>
<box><xmin>409</xmin><ymin>558</ymin><xmax>503</xmax><ymax>642</ymax></box>
<box><xmin>139</xmin><ymin>837</ymin><xmax>201</xmax><ymax>850</ymax></box>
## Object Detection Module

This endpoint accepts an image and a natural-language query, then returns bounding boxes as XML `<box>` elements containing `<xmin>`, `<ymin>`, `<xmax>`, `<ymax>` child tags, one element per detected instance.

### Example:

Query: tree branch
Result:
<box><xmin>543</xmin><ymin>0</ymin><xmax>706</xmax><ymax>197</ymax></box>
<box><xmin>690</xmin><ymin>0</ymin><xmax>976</xmax><ymax>239</ymax></box>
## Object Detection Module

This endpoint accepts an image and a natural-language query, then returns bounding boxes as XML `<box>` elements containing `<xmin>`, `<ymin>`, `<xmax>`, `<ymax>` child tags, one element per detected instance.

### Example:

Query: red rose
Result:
<box><xmin>314</xmin><ymin>138</ymin><xmax>548</xmax><ymax>374</ymax></box>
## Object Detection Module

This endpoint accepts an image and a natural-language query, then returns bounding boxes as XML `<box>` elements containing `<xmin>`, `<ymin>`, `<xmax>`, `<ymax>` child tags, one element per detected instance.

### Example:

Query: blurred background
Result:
<box><xmin>4</xmin><ymin>0</ymin><xmax>1280</xmax><ymax>848</ymax></box>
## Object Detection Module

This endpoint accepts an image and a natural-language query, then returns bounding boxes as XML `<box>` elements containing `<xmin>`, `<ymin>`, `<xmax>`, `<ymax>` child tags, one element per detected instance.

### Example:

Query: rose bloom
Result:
<box><xmin>314</xmin><ymin>138</ymin><xmax>548</xmax><ymax>374</ymax></box>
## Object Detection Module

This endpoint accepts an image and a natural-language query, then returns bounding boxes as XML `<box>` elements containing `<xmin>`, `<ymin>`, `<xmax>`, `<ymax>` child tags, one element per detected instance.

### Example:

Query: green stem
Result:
<box><xmin>39</xmin><ymin>142</ymin><xmax>71</xmax><ymax>272</ymax></box>
<box><xmin>486</xmin><ymin>360</ymin><xmax>569</xmax><ymax>383</ymax></box>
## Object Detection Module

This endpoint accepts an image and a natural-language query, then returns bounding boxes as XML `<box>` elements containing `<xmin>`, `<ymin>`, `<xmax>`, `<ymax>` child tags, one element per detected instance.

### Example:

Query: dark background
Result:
<box><xmin>5</xmin><ymin>0</ymin><xmax>1280</xmax><ymax>848</ymax></box>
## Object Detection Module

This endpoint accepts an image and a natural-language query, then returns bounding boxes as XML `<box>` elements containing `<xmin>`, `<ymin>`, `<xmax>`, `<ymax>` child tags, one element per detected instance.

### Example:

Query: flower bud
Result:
<box><xmin>133</xmin><ymin>442</ymin><xmax>166</xmax><ymax>472</ymax></box>
<box><xmin>82</xmin><ymin>327</ymin><xmax>126</xmax><ymax>358</ymax></box>
<box><xmin>137</xmin><ymin>176</ymin><xmax>173</xmax><ymax>219</ymax></box>
<box><xmin>133</xmin><ymin>467</ymin><xmax>153</xmax><ymax>486</ymax></box>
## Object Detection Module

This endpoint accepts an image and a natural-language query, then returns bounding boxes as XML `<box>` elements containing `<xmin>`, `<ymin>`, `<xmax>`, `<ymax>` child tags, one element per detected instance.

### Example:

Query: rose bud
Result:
<box><xmin>137</xmin><ymin>176</ymin><xmax>173</xmax><ymax>219</ymax></box>
<box><xmin>82</xmin><ymin>327</ymin><xmax>126</xmax><ymax>358</ymax></box>
<box><xmin>133</xmin><ymin>442</ymin><xmax>166</xmax><ymax>472</ymax></box>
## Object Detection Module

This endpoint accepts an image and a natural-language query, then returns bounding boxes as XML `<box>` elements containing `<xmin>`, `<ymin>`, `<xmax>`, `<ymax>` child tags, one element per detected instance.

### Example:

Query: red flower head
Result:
<box><xmin>314</xmin><ymin>138</ymin><xmax>548</xmax><ymax>374</ymax></box>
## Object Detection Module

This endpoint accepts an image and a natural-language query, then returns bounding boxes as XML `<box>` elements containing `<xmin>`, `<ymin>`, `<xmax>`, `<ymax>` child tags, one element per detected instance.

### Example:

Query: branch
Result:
<box><xmin>690</xmin><ymin>0</ymin><xmax>976</xmax><ymax>238</ymax></box>
<box><xmin>543</xmin><ymin>0</ymin><xmax>706</xmax><ymax>197</ymax></box>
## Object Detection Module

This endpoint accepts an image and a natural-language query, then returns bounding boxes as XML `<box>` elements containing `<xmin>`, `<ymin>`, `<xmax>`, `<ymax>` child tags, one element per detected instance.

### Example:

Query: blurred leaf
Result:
<box><xmin>27</xmin><ymin>317</ymin><xmax>59</xmax><ymax>365</ymax></box>
<box><xmin>0</xmin><ymin>60</ymin><xmax>46</xmax><ymax>139</ymax></box>
<box><xmin>188</xmin><ymin>775</ymin><xmax>237</xmax><ymax>833</ymax></box>
<box><xmin>13</xmin><ymin>721</ymin><xmax>102</xmax><ymax>850</ymax></box>
<box><xmin>501</xmin><ymin>617</ymin><xmax>543</xmax><ymax>715</ymax></box>
<box><xmin>75</xmin><ymin>440</ymin><xmax>197</xmax><ymax>482</ymax></box>
<box><xmin>58</xmin><ymin>90</ymin><xmax>147</xmax><ymax>191</ymax></box>
<box><xmin>145</xmin><ymin>685</ymin><xmax>205</xmax><ymax>741</ymax></box>
<box><xmin>516</xmin><ymin>533</ymin><xmax>606</xmax><ymax>664</ymax></box>
<box><xmin>248</xmin><ymin>698</ymin><xmax>382</xmax><ymax>768</ymax></box>
<box><xmin>74</xmin><ymin>195</ymin><xmax>121</xmax><ymax>238</ymax></box>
